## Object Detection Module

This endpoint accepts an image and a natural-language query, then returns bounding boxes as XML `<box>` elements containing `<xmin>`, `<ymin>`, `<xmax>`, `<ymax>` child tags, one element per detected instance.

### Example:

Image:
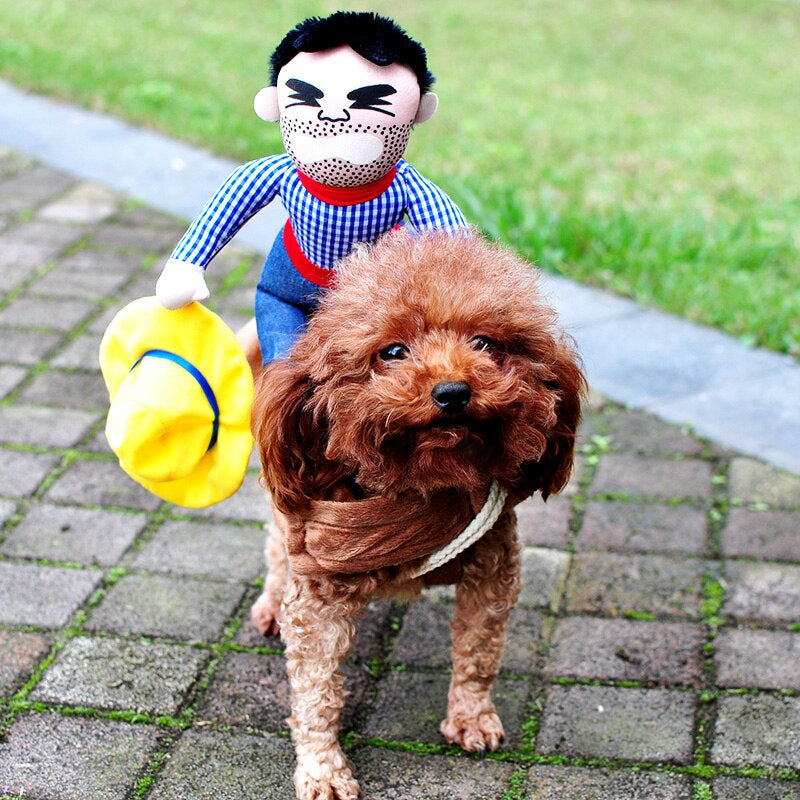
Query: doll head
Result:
<box><xmin>254</xmin><ymin>12</ymin><xmax>439</xmax><ymax>187</ymax></box>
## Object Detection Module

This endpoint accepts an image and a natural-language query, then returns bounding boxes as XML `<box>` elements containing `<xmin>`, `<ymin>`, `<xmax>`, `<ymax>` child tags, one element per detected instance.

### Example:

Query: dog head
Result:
<box><xmin>255</xmin><ymin>230</ymin><xmax>585</xmax><ymax>513</ymax></box>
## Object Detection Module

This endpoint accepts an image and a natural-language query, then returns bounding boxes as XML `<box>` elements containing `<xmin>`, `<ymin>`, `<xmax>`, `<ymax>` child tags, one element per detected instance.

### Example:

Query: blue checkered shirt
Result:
<box><xmin>170</xmin><ymin>154</ymin><xmax>467</xmax><ymax>270</ymax></box>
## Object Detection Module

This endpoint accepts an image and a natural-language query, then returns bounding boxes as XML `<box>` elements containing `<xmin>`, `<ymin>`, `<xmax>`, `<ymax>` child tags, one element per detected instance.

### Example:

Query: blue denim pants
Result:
<box><xmin>254</xmin><ymin>234</ymin><xmax>328</xmax><ymax>365</ymax></box>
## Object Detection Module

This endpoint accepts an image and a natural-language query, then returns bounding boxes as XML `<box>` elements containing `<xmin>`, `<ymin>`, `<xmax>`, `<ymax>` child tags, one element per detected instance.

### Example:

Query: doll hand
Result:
<box><xmin>155</xmin><ymin>260</ymin><xmax>211</xmax><ymax>309</ymax></box>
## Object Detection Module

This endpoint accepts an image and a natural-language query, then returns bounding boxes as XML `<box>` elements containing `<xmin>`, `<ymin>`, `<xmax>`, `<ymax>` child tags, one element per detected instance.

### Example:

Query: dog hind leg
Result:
<box><xmin>250</xmin><ymin>509</ymin><xmax>290</xmax><ymax>636</ymax></box>
<box><xmin>441</xmin><ymin>512</ymin><xmax>521</xmax><ymax>752</ymax></box>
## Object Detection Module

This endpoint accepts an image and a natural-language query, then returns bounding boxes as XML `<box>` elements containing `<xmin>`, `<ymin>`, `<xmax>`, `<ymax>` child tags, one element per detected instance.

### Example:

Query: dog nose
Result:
<box><xmin>431</xmin><ymin>381</ymin><xmax>472</xmax><ymax>414</ymax></box>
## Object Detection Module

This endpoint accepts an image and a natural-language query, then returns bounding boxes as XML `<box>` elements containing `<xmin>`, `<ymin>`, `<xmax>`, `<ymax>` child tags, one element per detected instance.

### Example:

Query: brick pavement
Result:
<box><xmin>1</xmin><ymin>146</ymin><xmax>799</xmax><ymax>799</ymax></box>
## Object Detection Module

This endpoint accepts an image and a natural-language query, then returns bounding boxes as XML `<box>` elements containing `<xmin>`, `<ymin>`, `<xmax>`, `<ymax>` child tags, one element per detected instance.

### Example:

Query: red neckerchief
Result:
<box><xmin>296</xmin><ymin>166</ymin><xmax>397</xmax><ymax>206</ymax></box>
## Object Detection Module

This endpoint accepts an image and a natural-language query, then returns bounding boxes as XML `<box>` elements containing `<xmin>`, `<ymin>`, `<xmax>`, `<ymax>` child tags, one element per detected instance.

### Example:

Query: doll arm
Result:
<box><xmin>400</xmin><ymin>161</ymin><xmax>468</xmax><ymax>232</ymax></box>
<box><xmin>156</xmin><ymin>155</ymin><xmax>291</xmax><ymax>309</ymax></box>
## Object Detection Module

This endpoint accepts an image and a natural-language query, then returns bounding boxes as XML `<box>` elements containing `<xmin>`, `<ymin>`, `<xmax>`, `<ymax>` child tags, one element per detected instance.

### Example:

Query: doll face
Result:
<box><xmin>276</xmin><ymin>46</ymin><xmax>423</xmax><ymax>187</ymax></box>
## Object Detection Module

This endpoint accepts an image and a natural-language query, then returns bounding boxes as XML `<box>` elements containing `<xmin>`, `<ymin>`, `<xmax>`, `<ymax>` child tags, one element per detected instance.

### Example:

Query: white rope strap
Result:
<box><xmin>409</xmin><ymin>480</ymin><xmax>508</xmax><ymax>579</ymax></box>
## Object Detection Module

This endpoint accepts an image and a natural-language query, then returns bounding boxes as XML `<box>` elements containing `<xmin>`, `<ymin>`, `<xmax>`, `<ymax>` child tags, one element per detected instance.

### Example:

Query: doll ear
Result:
<box><xmin>253</xmin><ymin>86</ymin><xmax>280</xmax><ymax>121</ymax></box>
<box><xmin>414</xmin><ymin>92</ymin><xmax>439</xmax><ymax>124</ymax></box>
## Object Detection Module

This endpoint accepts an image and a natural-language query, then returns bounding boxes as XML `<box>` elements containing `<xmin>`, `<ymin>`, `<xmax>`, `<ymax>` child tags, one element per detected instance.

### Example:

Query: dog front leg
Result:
<box><xmin>441</xmin><ymin>512</ymin><xmax>521</xmax><ymax>752</ymax></box>
<box><xmin>282</xmin><ymin>574</ymin><xmax>364</xmax><ymax>800</ymax></box>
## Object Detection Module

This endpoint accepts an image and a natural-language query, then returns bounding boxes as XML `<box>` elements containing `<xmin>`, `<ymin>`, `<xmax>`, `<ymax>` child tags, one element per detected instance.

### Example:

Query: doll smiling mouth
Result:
<box><xmin>288</xmin><ymin>131</ymin><xmax>384</xmax><ymax>165</ymax></box>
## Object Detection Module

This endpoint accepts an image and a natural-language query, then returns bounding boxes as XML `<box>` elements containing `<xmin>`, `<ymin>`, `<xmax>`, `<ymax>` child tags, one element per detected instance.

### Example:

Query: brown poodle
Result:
<box><xmin>249</xmin><ymin>230</ymin><xmax>585</xmax><ymax>800</ymax></box>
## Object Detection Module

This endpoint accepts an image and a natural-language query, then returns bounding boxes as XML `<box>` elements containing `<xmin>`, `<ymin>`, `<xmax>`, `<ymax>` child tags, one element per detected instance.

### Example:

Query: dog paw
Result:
<box><xmin>441</xmin><ymin>710</ymin><xmax>506</xmax><ymax>753</ymax></box>
<box><xmin>250</xmin><ymin>591</ymin><xmax>281</xmax><ymax>636</ymax></box>
<box><xmin>295</xmin><ymin>762</ymin><xmax>360</xmax><ymax>800</ymax></box>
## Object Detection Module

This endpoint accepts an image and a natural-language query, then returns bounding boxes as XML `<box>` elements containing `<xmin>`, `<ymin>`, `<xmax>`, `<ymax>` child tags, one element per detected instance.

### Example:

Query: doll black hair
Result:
<box><xmin>269</xmin><ymin>11</ymin><xmax>434</xmax><ymax>93</ymax></box>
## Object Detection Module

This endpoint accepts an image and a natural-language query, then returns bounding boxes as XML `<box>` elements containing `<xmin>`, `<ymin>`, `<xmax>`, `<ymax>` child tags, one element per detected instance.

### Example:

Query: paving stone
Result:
<box><xmin>83</xmin><ymin>426</ymin><xmax>115</xmax><ymax>455</ymax></box>
<box><xmin>0</xmin><ymin>447</ymin><xmax>59</xmax><ymax>497</ymax></box>
<box><xmin>0</xmin><ymin>403</ymin><xmax>98</xmax><ymax>447</ymax></box>
<box><xmin>575</xmin><ymin>408</ymin><xmax>606</xmax><ymax>449</ymax></box>
<box><xmin>4</xmin><ymin>219</ymin><xmax>87</xmax><ymax>252</ymax></box>
<box><xmin>86</xmin><ymin>573</ymin><xmax>246</xmax><ymax>641</ymax></box>
<box><xmin>721</xmin><ymin>508</ymin><xmax>800</xmax><ymax>561</ymax></box>
<box><xmin>0</xmin><ymin>503</ymin><xmax>146</xmax><ymax>565</ymax></box>
<box><xmin>566</xmin><ymin>552</ymin><xmax>704</xmax><ymax>618</ymax></box>
<box><xmin>33</xmin><ymin>263</ymin><xmax>132</xmax><ymax>299</ymax></box>
<box><xmin>715</xmin><ymin>628</ymin><xmax>800</xmax><ymax>690</ymax></box>
<box><xmin>176</xmin><ymin>470</ymin><xmax>269</xmax><ymax>522</ymax></box>
<box><xmin>0</xmin><ymin>497</ymin><xmax>15</xmax><ymax>524</ymax></box>
<box><xmin>147</xmin><ymin>729</ymin><xmax>295</xmax><ymax>800</ymax></box>
<box><xmin>562</xmin><ymin>453</ymin><xmax>584</xmax><ymax>497</ymax></box>
<box><xmin>545</xmin><ymin>616</ymin><xmax>704</xmax><ymax>686</ymax></box>
<box><xmin>729</xmin><ymin>458</ymin><xmax>800</xmax><ymax>507</ymax></box>
<box><xmin>364</xmin><ymin>670</ymin><xmax>528</xmax><ymax>747</ymax></box>
<box><xmin>196</xmin><ymin>651</ymin><xmax>290</xmax><ymax>732</ymax></box>
<box><xmin>712</xmin><ymin>694</ymin><xmax>800</xmax><ymax>768</ymax></box>
<box><xmin>90</xmin><ymin>222</ymin><xmax>178</xmax><ymax>252</ymax></box>
<box><xmin>124</xmin><ymin>270</ymin><xmax>162</xmax><ymax>300</ymax></box>
<box><xmin>0</xmin><ymin>295</ymin><xmax>95</xmax><ymax>330</ymax></box>
<box><xmin>0</xmin><ymin>328</ymin><xmax>62</xmax><ymax>364</ymax></box>
<box><xmin>353</xmin><ymin>746</ymin><xmax>516</xmax><ymax>799</ymax></box>
<box><xmin>0</xmin><ymin>630</ymin><xmax>51</xmax><ymax>694</ymax></box>
<box><xmin>231</xmin><ymin>589</ymin><xmax>284</xmax><ymax>651</ymax></box>
<box><xmin>536</xmin><ymin>684</ymin><xmax>695</xmax><ymax>763</ymax></box>
<box><xmin>0</xmin><ymin>712</ymin><xmax>160</xmax><ymax>800</ymax></box>
<box><xmin>49</xmin><ymin>329</ymin><xmax>104</xmax><ymax>370</ymax></box>
<box><xmin>390</xmin><ymin>601</ymin><xmax>544</xmax><ymax>674</ymax></box>
<box><xmin>117</xmin><ymin>204</ymin><xmax>186</xmax><ymax>230</ymax></box>
<box><xmin>18</xmin><ymin>368</ymin><xmax>110</xmax><ymax>410</ymax></box>
<box><xmin>37</xmin><ymin>181</ymin><xmax>120</xmax><ymax>224</ymax></box>
<box><xmin>500</xmin><ymin>606</ymin><xmax>547</xmax><ymax>673</ymax></box>
<box><xmin>44</xmin><ymin>458</ymin><xmax>163</xmax><ymax>511</ymax></box>
<box><xmin>524</xmin><ymin>764</ymin><xmax>692</xmax><ymax>799</ymax></box>
<box><xmin>390</xmin><ymin>601</ymin><xmax>453</xmax><ymax>669</ymax></box>
<box><xmin>516</xmin><ymin>494</ymin><xmax>572</xmax><ymax>548</ymax></box>
<box><xmin>714</xmin><ymin>776</ymin><xmax>800</xmax><ymax>799</ymax></box>
<box><xmin>132</xmin><ymin>518</ymin><xmax>265</xmax><ymax>580</ymax></box>
<box><xmin>604</xmin><ymin>409</ymin><xmax>704</xmax><ymax>455</ymax></box>
<box><xmin>590</xmin><ymin>454</ymin><xmax>713</xmax><ymax>500</ymax></box>
<box><xmin>723</xmin><ymin>562</ymin><xmax>800</xmax><ymax>624</ymax></box>
<box><xmin>195</xmin><ymin>650</ymin><xmax>372</xmax><ymax>734</ymax></box>
<box><xmin>350</xmin><ymin>598</ymin><xmax>396</xmax><ymax>663</ymax></box>
<box><xmin>0</xmin><ymin>251</ymin><xmax>45</xmax><ymax>292</ymax></box>
<box><xmin>31</xmin><ymin>636</ymin><xmax>208</xmax><ymax>715</ymax></box>
<box><xmin>519</xmin><ymin>546</ymin><xmax>571</xmax><ymax>610</ymax></box>
<box><xmin>0</xmin><ymin>363</ymin><xmax>27</xmax><ymax>397</ymax></box>
<box><xmin>88</xmin><ymin>301</ymin><xmax>123</xmax><ymax>334</ymax></box>
<box><xmin>60</xmin><ymin>246</ymin><xmax>143</xmax><ymax>276</ymax></box>
<box><xmin>0</xmin><ymin>164</ymin><xmax>75</xmax><ymax>214</ymax></box>
<box><xmin>576</xmin><ymin>500</ymin><xmax>707</xmax><ymax>555</ymax></box>
<box><xmin>0</xmin><ymin>561</ymin><xmax>101</xmax><ymax>627</ymax></box>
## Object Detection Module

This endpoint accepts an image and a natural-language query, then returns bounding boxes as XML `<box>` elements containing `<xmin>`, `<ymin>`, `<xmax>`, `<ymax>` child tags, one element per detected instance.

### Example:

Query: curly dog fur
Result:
<box><xmin>249</xmin><ymin>230</ymin><xmax>585</xmax><ymax>799</ymax></box>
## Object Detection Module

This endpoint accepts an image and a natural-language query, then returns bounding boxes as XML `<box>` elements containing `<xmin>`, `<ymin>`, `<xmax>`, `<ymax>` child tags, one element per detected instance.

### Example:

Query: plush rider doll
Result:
<box><xmin>155</xmin><ymin>11</ymin><xmax>468</xmax><ymax>364</ymax></box>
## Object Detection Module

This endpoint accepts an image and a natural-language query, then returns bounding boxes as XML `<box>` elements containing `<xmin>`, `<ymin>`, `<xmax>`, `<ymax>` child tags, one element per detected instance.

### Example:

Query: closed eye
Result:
<box><xmin>285</xmin><ymin>78</ymin><xmax>324</xmax><ymax>108</ymax></box>
<box><xmin>347</xmin><ymin>84</ymin><xmax>397</xmax><ymax>116</ymax></box>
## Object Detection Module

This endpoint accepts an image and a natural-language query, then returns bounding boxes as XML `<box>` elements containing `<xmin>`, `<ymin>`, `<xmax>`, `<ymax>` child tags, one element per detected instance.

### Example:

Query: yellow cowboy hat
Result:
<box><xmin>99</xmin><ymin>297</ymin><xmax>254</xmax><ymax>508</ymax></box>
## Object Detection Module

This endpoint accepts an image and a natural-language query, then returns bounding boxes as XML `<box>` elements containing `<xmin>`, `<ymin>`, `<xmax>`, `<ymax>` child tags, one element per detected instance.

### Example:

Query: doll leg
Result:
<box><xmin>254</xmin><ymin>287</ymin><xmax>309</xmax><ymax>365</ymax></box>
<box><xmin>441</xmin><ymin>511</ymin><xmax>521</xmax><ymax>752</ymax></box>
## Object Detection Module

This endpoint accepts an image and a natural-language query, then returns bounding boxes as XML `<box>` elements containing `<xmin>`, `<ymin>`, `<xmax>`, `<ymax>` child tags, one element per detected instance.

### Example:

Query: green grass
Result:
<box><xmin>2</xmin><ymin>0</ymin><xmax>798</xmax><ymax>356</ymax></box>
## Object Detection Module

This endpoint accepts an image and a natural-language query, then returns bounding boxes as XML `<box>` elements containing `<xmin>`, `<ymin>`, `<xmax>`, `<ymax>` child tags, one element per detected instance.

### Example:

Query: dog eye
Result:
<box><xmin>379</xmin><ymin>343</ymin><xmax>410</xmax><ymax>361</ymax></box>
<box><xmin>470</xmin><ymin>335</ymin><xmax>495</xmax><ymax>352</ymax></box>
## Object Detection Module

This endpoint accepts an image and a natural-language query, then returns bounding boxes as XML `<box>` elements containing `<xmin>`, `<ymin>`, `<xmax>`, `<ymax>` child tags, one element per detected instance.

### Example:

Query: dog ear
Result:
<box><xmin>252</xmin><ymin>359</ymin><xmax>331</xmax><ymax>514</ymax></box>
<box><xmin>521</xmin><ymin>342</ymin><xmax>586</xmax><ymax>500</ymax></box>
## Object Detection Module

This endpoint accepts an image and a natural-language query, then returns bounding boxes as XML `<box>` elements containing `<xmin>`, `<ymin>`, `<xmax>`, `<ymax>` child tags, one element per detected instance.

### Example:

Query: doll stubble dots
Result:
<box><xmin>280</xmin><ymin>117</ymin><xmax>415</xmax><ymax>187</ymax></box>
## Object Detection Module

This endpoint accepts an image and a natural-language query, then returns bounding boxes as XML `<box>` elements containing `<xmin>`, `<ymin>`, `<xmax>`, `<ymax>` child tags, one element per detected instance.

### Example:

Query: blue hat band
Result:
<box><xmin>130</xmin><ymin>349</ymin><xmax>220</xmax><ymax>452</ymax></box>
